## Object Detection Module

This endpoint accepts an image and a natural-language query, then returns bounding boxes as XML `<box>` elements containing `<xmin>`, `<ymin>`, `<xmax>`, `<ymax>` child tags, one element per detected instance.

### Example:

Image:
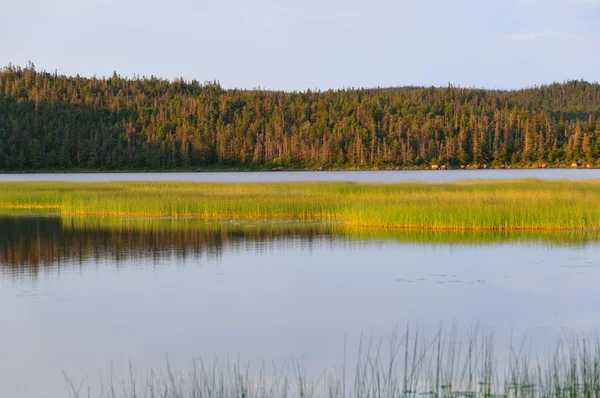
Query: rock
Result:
<box><xmin>194</xmin><ymin>169</ymin><xmax>202</xmax><ymax>172</ymax></box>
<box><xmin>540</xmin><ymin>164</ymin><xmax>546</xmax><ymax>169</ymax></box>
<box><xmin>483</xmin><ymin>164</ymin><xmax>487</xmax><ymax>169</ymax></box>
<box><xmin>571</xmin><ymin>163</ymin><xmax>578</xmax><ymax>169</ymax></box>
<box><xmin>441</xmin><ymin>165</ymin><xmax>447</xmax><ymax>170</ymax></box>
<box><xmin>460</xmin><ymin>165</ymin><xmax>465</xmax><ymax>169</ymax></box>
<box><xmin>587</xmin><ymin>164</ymin><xmax>592</xmax><ymax>169</ymax></box>
<box><xmin>431</xmin><ymin>165</ymin><xmax>439</xmax><ymax>170</ymax></box>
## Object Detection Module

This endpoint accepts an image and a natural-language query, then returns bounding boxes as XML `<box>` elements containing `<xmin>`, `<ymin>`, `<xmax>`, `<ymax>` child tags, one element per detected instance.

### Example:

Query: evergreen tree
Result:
<box><xmin>0</xmin><ymin>64</ymin><xmax>599</xmax><ymax>170</ymax></box>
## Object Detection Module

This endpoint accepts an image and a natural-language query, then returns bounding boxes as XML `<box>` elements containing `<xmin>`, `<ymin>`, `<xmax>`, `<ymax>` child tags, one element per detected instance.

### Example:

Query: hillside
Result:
<box><xmin>1</xmin><ymin>63</ymin><xmax>599</xmax><ymax>170</ymax></box>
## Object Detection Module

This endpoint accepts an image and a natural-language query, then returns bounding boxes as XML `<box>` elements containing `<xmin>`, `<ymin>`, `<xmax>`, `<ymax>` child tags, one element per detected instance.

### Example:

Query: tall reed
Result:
<box><xmin>64</xmin><ymin>325</ymin><xmax>600</xmax><ymax>398</ymax></box>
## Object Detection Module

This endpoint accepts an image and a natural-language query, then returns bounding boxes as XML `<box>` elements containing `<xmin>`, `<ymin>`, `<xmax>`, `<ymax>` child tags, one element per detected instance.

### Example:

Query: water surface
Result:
<box><xmin>1</xmin><ymin>216</ymin><xmax>600</xmax><ymax>397</ymax></box>
<box><xmin>2</xmin><ymin>168</ymin><xmax>600</xmax><ymax>182</ymax></box>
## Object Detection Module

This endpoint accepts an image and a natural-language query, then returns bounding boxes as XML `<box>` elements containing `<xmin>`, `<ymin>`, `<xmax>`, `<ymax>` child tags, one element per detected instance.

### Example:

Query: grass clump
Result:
<box><xmin>2</xmin><ymin>179</ymin><xmax>600</xmax><ymax>231</ymax></box>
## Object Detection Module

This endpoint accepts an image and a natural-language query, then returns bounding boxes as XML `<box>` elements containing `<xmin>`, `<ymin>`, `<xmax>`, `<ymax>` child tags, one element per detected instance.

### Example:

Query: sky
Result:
<box><xmin>1</xmin><ymin>0</ymin><xmax>598</xmax><ymax>91</ymax></box>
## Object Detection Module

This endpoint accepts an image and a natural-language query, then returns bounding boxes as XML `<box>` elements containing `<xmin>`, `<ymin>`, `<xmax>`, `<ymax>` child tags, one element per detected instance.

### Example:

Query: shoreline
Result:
<box><xmin>0</xmin><ymin>165</ymin><xmax>598</xmax><ymax>174</ymax></box>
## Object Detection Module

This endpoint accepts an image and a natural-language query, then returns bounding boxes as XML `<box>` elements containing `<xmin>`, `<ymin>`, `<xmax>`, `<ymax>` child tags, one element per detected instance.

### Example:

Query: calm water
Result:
<box><xmin>2</xmin><ymin>168</ymin><xmax>600</xmax><ymax>182</ymax></box>
<box><xmin>2</xmin><ymin>217</ymin><xmax>600</xmax><ymax>397</ymax></box>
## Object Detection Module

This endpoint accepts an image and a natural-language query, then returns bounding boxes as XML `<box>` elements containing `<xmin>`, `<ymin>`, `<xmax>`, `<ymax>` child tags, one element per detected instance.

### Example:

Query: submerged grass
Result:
<box><xmin>2</xmin><ymin>179</ymin><xmax>600</xmax><ymax>231</ymax></box>
<box><xmin>65</xmin><ymin>326</ymin><xmax>600</xmax><ymax>398</ymax></box>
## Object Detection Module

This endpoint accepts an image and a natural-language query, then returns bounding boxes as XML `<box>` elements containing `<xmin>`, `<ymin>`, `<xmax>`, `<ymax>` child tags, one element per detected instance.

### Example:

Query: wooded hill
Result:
<box><xmin>1</xmin><ymin>63</ymin><xmax>599</xmax><ymax>170</ymax></box>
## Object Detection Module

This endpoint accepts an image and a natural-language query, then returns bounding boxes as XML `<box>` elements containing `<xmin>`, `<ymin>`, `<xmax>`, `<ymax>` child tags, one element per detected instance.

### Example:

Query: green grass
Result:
<box><xmin>2</xmin><ymin>179</ymin><xmax>600</xmax><ymax>231</ymax></box>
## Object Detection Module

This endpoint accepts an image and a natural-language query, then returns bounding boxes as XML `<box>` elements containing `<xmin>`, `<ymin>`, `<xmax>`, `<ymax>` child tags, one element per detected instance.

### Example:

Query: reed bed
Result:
<box><xmin>65</xmin><ymin>326</ymin><xmax>600</xmax><ymax>398</ymax></box>
<box><xmin>2</xmin><ymin>179</ymin><xmax>600</xmax><ymax>231</ymax></box>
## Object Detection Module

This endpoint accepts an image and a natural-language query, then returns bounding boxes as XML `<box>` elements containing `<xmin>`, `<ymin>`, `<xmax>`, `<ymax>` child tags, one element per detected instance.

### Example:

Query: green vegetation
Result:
<box><xmin>65</xmin><ymin>326</ymin><xmax>600</xmax><ymax>398</ymax></box>
<box><xmin>2</xmin><ymin>179</ymin><xmax>600</xmax><ymax>231</ymax></box>
<box><xmin>2</xmin><ymin>64</ymin><xmax>600</xmax><ymax>171</ymax></box>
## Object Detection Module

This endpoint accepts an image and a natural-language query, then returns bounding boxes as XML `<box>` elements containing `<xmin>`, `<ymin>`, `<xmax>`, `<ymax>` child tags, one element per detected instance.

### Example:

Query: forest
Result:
<box><xmin>1</xmin><ymin>62</ymin><xmax>600</xmax><ymax>170</ymax></box>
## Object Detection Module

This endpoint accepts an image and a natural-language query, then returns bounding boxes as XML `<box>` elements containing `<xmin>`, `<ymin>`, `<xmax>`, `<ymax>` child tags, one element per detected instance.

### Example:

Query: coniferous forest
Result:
<box><xmin>1</xmin><ymin>63</ymin><xmax>600</xmax><ymax>171</ymax></box>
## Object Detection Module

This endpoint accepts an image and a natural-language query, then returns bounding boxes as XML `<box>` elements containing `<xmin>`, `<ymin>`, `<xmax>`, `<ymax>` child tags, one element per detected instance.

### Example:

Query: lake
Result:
<box><xmin>1</xmin><ymin>168</ymin><xmax>600</xmax><ymax>183</ymax></box>
<box><xmin>1</xmin><ymin>216</ymin><xmax>600</xmax><ymax>397</ymax></box>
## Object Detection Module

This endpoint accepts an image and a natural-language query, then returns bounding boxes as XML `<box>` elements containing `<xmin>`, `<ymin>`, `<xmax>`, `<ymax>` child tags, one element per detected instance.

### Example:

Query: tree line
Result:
<box><xmin>1</xmin><ymin>63</ymin><xmax>600</xmax><ymax>170</ymax></box>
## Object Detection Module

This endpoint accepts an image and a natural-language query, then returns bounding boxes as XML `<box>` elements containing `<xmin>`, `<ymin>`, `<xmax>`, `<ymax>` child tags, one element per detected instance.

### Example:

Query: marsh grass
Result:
<box><xmin>64</xmin><ymin>326</ymin><xmax>600</xmax><ymax>398</ymax></box>
<box><xmin>3</xmin><ymin>179</ymin><xmax>600</xmax><ymax>231</ymax></box>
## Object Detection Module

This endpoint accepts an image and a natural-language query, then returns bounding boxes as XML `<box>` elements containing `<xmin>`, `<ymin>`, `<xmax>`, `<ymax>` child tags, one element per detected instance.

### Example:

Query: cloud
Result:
<box><xmin>504</xmin><ymin>33</ymin><xmax>545</xmax><ymax>41</ymax></box>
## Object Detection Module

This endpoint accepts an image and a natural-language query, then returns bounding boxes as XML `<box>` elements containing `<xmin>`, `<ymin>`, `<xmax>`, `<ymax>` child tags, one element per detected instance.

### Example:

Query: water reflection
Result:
<box><xmin>2</xmin><ymin>215</ymin><xmax>600</xmax><ymax>397</ymax></box>
<box><xmin>0</xmin><ymin>217</ymin><xmax>336</xmax><ymax>278</ymax></box>
<box><xmin>2</xmin><ymin>215</ymin><xmax>600</xmax><ymax>279</ymax></box>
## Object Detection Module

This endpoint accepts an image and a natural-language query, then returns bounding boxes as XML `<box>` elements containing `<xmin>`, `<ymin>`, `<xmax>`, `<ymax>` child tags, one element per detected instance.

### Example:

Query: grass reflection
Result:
<box><xmin>0</xmin><ymin>214</ymin><xmax>599</xmax><ymax>279</ymax></box>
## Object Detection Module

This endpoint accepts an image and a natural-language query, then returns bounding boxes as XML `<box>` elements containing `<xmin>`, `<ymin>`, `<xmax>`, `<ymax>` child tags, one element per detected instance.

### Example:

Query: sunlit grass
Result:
<box><xmin>2</xmin><ymin>179</ymin><xmax>600</xmax><ymax>230</ymax></box>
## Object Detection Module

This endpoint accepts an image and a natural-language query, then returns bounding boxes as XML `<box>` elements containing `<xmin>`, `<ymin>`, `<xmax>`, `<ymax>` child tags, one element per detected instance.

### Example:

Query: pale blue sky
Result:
<box><xmin>1</xmin><ymin>0</ymin><xmax>598</xmax><ymax>90</ymax></box>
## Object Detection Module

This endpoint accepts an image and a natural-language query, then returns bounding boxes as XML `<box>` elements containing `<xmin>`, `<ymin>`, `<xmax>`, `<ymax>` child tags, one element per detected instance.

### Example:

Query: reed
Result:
<box><xmin>64</xmin><ymin>325</ymin><xmax>600</xmax><ymax>398</ymax></box>
<box><xmin>2</xmin><ymin>179</ymin><xmax>600</xmax><ymax>231</ymax></box>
